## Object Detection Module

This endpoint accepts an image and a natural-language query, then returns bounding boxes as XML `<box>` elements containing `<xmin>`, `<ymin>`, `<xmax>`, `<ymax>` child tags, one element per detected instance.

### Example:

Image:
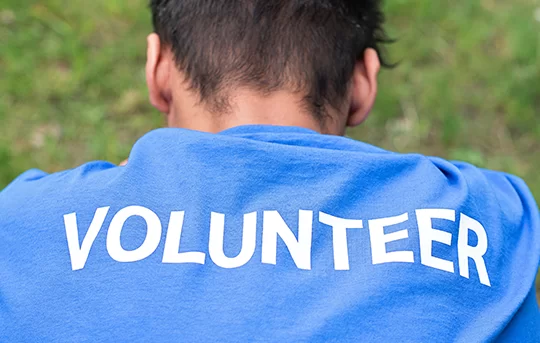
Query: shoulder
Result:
<box><xmin>409</xmin><ymin>156</ymin><xmax>539</xmax><ymax>251</ymax></box>
<box><xmin>450</xmin><ymin>160</ymin><xmax>539</xmax><ymax>224</ymax></box>
<box><xmin>0</xmin><ymin>161</ymin><xmax>119</xmax><ymax>215</ymax></box>
<box><xmin>445</xmin><ymin>160</ymin><xmax>540</xmax><ymax>262</ymax></box>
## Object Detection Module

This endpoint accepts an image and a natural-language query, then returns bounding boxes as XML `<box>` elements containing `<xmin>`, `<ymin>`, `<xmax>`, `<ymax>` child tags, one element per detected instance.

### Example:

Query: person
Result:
<box><xmin>0</xmin><ymin>0</ymin><xmax>538</xmax><ymax>341</ymax></box>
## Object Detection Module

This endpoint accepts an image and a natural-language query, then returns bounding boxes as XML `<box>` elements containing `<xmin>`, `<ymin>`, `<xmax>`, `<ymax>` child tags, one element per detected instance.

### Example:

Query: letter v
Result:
<box><xmin>64</xmin><ymin>207</ymin><xmax>110</xmax><ymax>271</ymax></box>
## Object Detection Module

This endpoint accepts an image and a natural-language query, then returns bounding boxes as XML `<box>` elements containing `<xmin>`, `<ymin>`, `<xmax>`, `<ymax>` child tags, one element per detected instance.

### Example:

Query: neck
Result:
<box><xmin>167</xmin><ymin>90</ymin><xmax>344</xmax><ymax>134</ymax></box>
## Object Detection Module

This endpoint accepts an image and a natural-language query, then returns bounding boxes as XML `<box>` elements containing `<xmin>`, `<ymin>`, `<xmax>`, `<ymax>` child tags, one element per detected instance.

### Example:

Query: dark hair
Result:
<box><xmin>150</xmin><ymin>0</ymin><xmax>391</xmax><ymax>120</ymax></box>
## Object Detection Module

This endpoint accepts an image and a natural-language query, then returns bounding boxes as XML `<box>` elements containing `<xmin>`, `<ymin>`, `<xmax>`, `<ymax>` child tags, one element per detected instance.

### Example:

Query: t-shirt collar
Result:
<box><xmin>219</xmin><ymin>125</ymin><xmax>320</xmax><ymax>136</ymax></box>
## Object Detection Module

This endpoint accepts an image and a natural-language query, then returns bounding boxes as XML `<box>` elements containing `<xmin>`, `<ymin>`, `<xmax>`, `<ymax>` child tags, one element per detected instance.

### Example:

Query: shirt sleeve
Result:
<box><xmin>481</xmin><ymin>169</ymin><xmax>540</xmax><ymax>340</ymax></box>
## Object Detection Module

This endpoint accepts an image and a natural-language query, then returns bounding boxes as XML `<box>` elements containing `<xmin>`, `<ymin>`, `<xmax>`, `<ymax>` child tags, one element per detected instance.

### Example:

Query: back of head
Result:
<box><xmin>150</xmin><ymin>0</ymin><xmax>390</xmax><ymax>120</ymax></box>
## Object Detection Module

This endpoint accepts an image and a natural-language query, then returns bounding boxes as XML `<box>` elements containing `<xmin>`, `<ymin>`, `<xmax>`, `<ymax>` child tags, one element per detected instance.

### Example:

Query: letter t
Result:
<box><xmin>319</xmin><ymin>212</ymin><xmax>364</xmax><ymax>270</ymax></box>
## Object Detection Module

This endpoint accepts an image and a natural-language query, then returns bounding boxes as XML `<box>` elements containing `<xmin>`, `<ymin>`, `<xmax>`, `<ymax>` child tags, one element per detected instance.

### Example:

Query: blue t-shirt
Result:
<box><xmin>0</xmin><ymin>125</ymin><xmax>539</xmax><ymax>342</ymax></box>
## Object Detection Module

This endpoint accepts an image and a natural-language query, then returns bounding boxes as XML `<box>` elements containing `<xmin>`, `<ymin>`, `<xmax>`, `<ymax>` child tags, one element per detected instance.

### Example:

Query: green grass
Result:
<box><xmin>1</xmin><ymin>1</ymin><xmax>539</xmax><ymax>297</ymax></box>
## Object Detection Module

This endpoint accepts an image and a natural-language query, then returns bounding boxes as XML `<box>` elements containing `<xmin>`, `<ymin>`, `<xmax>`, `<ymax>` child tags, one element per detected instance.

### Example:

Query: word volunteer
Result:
<box><xmin>64</xmin><ymin>206</ymin><xmax>491</xmax><ymax>286</ymax></box>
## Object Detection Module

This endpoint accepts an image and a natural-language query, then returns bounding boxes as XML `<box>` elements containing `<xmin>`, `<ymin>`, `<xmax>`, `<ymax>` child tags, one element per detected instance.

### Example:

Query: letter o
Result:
<box><xmin>107</xmin><ymin>206</ymin><xmax>162</xmax><ymax>262</ymax></box>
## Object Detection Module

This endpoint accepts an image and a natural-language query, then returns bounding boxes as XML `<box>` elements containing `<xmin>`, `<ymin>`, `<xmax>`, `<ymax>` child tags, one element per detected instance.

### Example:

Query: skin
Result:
<box><xmin>120</xmin><ymin>33</ymin><xmax>381</xmax><ymax>167</ymax></box>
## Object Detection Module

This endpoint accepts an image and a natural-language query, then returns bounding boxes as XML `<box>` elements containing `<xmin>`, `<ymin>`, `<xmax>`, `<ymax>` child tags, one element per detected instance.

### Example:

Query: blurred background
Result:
<box><xmin>1</xmin><ymin>1</ymin><xmax>539</xmax><ymax>296</ymax></box>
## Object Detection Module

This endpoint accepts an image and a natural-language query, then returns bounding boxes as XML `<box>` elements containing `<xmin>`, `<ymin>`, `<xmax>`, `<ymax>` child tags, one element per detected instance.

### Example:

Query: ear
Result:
<box><xmin>146</xmin><ymin>33</ymin><xmax>172</xmax><ymax>114</ymax></box>
<box><xmin>347</xmin><ymin>48</ymin><xmax>381</xmax><ymax>127</ymax></box>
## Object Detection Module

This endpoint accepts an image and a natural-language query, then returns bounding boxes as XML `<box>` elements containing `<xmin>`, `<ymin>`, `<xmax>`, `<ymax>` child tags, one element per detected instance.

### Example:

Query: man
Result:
<box><xmin>0</xmin><ymin>0</ymin><xmax>538</xmax><ymax>341</ymax></box>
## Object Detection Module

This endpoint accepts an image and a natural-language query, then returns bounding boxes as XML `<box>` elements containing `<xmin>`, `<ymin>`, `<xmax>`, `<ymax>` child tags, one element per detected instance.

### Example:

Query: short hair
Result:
<box><xmin>150</xmin><ymin>0</ymin><xmax>391</xmax><ymax>120</ymax></box>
